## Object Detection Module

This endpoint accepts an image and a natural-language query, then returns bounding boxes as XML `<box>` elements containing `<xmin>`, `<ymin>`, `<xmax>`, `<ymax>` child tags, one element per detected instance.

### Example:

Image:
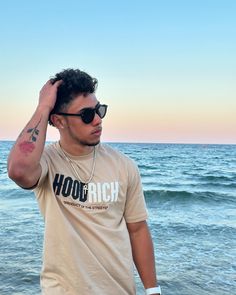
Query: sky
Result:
<box><xmin>0</xmin><ymin>0</ymin><xmax>235</xmax><ymax>144</ymax></box>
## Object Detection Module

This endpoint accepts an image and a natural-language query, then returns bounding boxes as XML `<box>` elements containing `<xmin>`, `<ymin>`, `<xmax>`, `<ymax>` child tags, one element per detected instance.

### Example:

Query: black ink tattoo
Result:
<box><xmin>26</xmin><ymin>118</ymin><xmax>41</xmax><ymax>142</ymax></box>
<box><xmin>17</xmin><ymin>117</ymin><xmax>42</xmax><ymax>156</ymax></box>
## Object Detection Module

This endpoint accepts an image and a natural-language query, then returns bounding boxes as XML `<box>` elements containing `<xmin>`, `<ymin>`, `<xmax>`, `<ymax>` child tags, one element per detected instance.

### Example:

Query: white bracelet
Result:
<box><xmin>146</xmin><ymin>286</ymin><xmax>162</xmax><ymax>295</ymax></box>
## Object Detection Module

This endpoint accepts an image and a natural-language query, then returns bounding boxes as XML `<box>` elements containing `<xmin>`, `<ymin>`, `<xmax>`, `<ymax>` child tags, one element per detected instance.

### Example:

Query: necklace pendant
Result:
<box><xmin>83</xmin><ymin>183</ymin><xmax>89</xmax><ymax>197</ymax></box>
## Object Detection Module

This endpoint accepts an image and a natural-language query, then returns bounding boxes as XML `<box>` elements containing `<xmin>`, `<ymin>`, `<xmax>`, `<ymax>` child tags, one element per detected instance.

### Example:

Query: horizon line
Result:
<box><xmin>1</xmin><ymin>139</ymin><xmax>235</xmax><ymax>146</ymax></box>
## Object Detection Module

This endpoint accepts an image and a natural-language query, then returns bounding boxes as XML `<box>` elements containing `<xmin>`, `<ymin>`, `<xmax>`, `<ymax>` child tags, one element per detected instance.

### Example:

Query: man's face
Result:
<box><xmin>61</xmin><ymin>93</ymin><xmax>104</xmax><ymax>147</ymax></box>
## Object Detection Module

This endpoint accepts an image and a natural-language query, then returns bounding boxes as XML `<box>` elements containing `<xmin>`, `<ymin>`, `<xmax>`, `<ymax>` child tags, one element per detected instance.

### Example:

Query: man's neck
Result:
<box><xmin>59</xmin><ymin>139</ymin><xmax>94</xmax><ymax>156</ymax></box>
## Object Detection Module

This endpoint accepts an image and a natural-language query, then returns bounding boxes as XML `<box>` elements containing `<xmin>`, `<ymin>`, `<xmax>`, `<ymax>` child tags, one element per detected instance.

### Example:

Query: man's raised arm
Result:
<box><xmin>8</xmin><ymin>80</ymin><xmax>62</xmax><ymax>189</ymax></box>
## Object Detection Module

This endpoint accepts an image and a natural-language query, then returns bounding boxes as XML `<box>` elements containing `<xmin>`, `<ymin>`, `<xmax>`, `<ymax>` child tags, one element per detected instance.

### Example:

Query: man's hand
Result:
<box><xmin>38</xmin><ymin>79</ymin><xmax>62</xmax><ymax>111</ymax></box>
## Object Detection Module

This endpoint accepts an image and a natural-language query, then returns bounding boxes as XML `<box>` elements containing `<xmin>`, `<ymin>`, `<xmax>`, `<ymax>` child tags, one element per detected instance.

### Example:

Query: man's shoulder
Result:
<box><xmin>99</xmin><ymin>143</ymin><xmax>136</xmax><ymax>166</ymax></box>
<box><xmin>42</xmin><ymin>142</ymin><xmax>59</xmax><ymax>159</ymax></box>
<box><xmin>99</xmin><ymin>143</ymin><xmax>125</xmax><ymax>157</ymax></box>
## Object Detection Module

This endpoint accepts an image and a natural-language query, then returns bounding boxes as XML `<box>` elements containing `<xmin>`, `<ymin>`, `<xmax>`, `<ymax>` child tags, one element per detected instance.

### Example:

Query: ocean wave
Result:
<box><xmin>1</xmin><ymin>187</ymin><xmax>235</xmax><ymax>204</ymax></box>
<box><xmin>144</xmin><ymin>189</ymin><xmax>235</xmax><ymax>204</ymax></box>
<box><xmin>197</xmin><ymin>174</ymin><xmax>236</xmax><ymax>183</ymax></box>
<box><xmin>0</xmin><ymin>188</ymin><xmax>33</xmax><ymax>199</ymax></box>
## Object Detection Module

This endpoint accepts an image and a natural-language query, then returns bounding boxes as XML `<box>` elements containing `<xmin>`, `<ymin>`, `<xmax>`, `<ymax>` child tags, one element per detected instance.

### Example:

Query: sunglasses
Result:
<box><xmin>56</xmin><ymin>103</ymin><xmax>108</xmax><ymax>124</ymax></box>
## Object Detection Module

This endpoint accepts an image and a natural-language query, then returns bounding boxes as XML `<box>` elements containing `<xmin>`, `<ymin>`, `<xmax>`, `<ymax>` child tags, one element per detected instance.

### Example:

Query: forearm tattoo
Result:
<box><xmin>18</xmin><ymin>118</ymin><xmax>41</xmax><ymax>156</ymax></box>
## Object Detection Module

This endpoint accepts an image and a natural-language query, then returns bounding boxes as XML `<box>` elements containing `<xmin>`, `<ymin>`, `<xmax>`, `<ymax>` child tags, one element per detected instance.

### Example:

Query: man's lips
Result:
<box><xmin>91</xmin><ymin>128</ymin><xmax>102</xmax><ymax>135</ymax></box>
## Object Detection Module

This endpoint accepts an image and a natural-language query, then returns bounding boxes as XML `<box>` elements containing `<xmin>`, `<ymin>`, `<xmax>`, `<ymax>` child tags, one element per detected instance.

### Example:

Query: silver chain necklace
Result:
<box><xmin>58</xmin><ymin>142</ymin><xmax>97</xmax><ymax>196</ymax></box>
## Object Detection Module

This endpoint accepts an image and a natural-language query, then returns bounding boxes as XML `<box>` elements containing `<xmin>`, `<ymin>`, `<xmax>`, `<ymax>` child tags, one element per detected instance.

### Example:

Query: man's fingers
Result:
<box><xmin>53</xmin><ymin>80</ymin><xmax>63</xmax><ymax>87</ymax></box>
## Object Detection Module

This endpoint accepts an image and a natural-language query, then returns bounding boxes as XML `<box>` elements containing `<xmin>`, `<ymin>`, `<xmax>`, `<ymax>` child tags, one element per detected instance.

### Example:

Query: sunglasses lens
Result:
<box><xmin>81</xmin><ymin>109</ymin><xmax>95</xmax><ymax>124</ymax></box>
<box><xmin>97</xmin><ymin>105</ymin><xmax>107</xmax><ymax>118</ymax></box>
<box><xmin>80</xmin><ymin>104</ymin><xmax>107</xmax><ymax>124</ymax></box>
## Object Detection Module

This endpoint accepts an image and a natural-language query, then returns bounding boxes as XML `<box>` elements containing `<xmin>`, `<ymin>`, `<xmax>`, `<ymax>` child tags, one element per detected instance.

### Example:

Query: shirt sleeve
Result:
<box><xmin>124</xmin><ymin>159</ymin><xmax>148</xmax><ymax>223</ymax></box>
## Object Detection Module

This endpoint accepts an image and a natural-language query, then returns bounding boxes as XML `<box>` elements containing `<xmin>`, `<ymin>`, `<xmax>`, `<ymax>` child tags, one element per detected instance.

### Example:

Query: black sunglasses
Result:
<box><xmin>56</xmin><ymin>103</ymin><xmax>108</xmax><ymax>124</ymax></box>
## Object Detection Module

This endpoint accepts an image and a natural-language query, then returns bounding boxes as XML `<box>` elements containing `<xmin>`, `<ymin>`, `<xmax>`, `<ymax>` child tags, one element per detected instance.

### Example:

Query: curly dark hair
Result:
<box><xmin>49</xmin><ymin>68</ymin><xmax>98</xmax><ymax>125</ymax></box>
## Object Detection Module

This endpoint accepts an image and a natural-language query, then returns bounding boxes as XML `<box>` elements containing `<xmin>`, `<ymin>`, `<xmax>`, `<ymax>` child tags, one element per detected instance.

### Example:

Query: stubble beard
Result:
<box><xmin>67</xmin><ymin>126</ymin><xmax>100</xmax><ymax>147</ymax></box>
<box><xmin>81</xmin><ymin>139</ymin><xmax>100</xmax><ymax>147</ymax></box>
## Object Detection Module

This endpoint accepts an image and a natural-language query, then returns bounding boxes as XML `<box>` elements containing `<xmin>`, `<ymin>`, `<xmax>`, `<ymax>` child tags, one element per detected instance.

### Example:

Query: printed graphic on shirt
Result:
<box><xmin>53</xmin><ymin>173</ymin><xmax>119</xmax><ymax>205</ymax></box>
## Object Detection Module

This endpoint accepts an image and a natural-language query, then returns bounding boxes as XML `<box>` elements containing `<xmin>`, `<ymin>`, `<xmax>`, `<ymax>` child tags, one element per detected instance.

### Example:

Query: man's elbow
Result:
<box><xmin>8</xmin><ymin>161</ymin><xmax>23</xmax><ymax>180</ymax></box>
<box><xmin>8</xmin><ymin>162</ymin><xmax>39</xmax><ymax>188</ymax></box>
<box><xmin>8</xmin><ymin>165</ymin><xmax>27</xmax><ymax>186</ymax></box>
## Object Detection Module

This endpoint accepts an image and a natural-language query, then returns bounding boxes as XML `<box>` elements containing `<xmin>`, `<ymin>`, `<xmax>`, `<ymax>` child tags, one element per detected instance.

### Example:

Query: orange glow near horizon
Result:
<box><xmin>1</xmin><ymin>97</ymin><xmax>235</xmax><ymax>144</ymax></box>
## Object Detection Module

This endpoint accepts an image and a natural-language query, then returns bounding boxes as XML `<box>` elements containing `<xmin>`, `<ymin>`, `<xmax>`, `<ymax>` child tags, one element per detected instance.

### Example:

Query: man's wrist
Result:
<box><xmin>36</xmin><ymin>103</ymin><xmax>53</xmax><ymax>114</ymax></box>
<box><xmin>145</xmin><ymin>285</ymin><xmax>162</xmax><ymax>295</ymax></box>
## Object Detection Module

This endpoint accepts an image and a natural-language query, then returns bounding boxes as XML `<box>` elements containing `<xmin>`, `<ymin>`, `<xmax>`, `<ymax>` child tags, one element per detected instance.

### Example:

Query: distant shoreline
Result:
<box><xmin>1</xmin><ymin>140</ymin><xmax>236</xmax><ymax>146</ymax></box>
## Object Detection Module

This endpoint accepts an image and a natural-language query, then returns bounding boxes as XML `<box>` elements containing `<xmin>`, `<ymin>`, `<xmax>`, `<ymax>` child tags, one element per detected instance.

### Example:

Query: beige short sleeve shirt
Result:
<box><xmin>34</xmin><ymin>142</ymin><xmax>148</xmax><ymax>295</ymax></box>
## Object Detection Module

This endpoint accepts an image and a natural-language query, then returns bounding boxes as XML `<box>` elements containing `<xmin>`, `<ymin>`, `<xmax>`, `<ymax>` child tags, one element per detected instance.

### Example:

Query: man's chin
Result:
<box><xmin>87</xmin><ymin>140</ymin><xmax>100</xmax><ymax>147</ymax></box>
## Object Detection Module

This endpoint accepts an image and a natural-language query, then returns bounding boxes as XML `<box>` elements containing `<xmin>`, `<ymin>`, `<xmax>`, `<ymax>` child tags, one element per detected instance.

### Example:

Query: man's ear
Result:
<box><xmin>50</xmin><ymin>114</ymin><xmax>67</xmax><ymax>129</ymax></box>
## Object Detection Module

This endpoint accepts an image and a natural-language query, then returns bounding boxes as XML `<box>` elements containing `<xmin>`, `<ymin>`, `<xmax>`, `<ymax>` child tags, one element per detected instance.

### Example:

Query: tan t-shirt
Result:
<box><xmin>34</xmin><ymin>142</ymin><xmax>148</xmax><ymax>295</ymax></box>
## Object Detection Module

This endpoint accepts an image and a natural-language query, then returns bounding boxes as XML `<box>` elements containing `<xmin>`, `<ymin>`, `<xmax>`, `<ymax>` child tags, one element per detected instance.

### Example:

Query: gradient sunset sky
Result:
<box><xmin>0</xmin><ymin>0</ymin><xmax>235</xmax><ymax>144</ymax></box>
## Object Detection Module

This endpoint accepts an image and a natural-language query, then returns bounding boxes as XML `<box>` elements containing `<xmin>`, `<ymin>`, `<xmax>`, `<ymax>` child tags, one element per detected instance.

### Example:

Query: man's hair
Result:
<box><xmin>49</xmin><ymin>68</ymin><xmax>98</xmax><ymax>125</ymax></box>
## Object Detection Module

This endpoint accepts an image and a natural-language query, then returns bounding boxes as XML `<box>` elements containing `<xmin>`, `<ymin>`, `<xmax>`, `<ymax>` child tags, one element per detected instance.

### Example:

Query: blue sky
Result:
<box><xmin>0</xmin><ymin>0</ymin><xmax>235</xmax><ymax>143</ymax></box>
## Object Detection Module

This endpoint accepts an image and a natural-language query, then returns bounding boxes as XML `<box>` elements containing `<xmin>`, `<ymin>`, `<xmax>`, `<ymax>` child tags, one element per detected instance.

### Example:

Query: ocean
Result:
<box><xmin>0</xmin><ymin>141</ymin><xmax>235</xmax><ymax>295</ymax></box>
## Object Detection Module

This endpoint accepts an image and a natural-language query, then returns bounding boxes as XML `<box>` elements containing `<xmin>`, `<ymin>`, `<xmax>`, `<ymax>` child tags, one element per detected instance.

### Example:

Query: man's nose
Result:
<box><xmin>92</xmin><ymin>112</ymin><xmax>102</xmax><ymax>125</ymax></box>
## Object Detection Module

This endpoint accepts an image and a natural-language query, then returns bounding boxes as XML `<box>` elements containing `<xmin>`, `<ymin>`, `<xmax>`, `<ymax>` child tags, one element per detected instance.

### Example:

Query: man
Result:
<box><xmin>8</xmin><ymin>69</ymin><xmax>161</xmax><ymax>295</ymax></box>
